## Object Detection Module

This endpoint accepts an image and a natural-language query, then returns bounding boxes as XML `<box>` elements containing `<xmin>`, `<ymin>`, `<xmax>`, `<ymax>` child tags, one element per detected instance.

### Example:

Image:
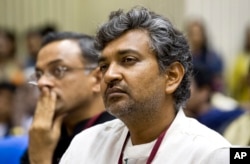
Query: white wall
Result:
<box><xmin>0</xmin><ymin>0</ymin><xmax>184</xmax><ymax>34</ymax></box>
<box><xmin>0</xmin><ymin>0</ymin><xmax>184</xmax><ymax>60</ymax></box>
<box><xmin>184</xmin><ymin>0</ymin><xmax>250</xmax><ymax>73</ymax></box>
<box><xmin>2</xmin><ymin>0</ymin><xmax>248</xmax><ymax>73</ymax></box>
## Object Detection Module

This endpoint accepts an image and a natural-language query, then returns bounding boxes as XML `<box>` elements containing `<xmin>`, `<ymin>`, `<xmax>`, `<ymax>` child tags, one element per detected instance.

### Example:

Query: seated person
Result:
<box><xmin>60</xmin><ymin>6</ymin><xmax>230</xmax><ymax>164</ymax></box>
<box><xmin>185</xmin><ymin>64</ymin><xmax>244</xmax><ymax>134</ymax></box>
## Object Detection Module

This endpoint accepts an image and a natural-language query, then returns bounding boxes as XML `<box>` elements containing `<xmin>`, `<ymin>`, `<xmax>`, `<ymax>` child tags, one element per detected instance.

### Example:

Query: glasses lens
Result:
<box><xmin>51</xmin><ymin>65</ymin><xmax>67</xmax><ymax>79</ymax></box>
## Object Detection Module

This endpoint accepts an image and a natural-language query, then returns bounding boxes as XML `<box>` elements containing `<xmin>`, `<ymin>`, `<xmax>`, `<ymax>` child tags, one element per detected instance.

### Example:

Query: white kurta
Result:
<box><xmin>60</xmin><ymin>110</ymin><xmax>231</xmax><ymax>164</ymax></box>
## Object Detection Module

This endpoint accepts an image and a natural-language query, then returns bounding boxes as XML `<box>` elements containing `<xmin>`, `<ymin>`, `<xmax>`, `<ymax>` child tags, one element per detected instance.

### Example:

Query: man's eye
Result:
<box><xmin>53</xmin><ymin>66</ymin><xmax>67</xmax><ymax>78</ymax></box>
<box><xmin>99</xmin><ymin>64</ymin><xmax>108</xmax><ymax>72</ymax></box>
<box><xmin>123</xmin><ymin>57</ymin><xmax>137</xmax><ymax>64</ymax></box>
<box><xmin>35</xmin><ymin>71</ymin><xmax>43</xmax><ymax>80</ymax></box>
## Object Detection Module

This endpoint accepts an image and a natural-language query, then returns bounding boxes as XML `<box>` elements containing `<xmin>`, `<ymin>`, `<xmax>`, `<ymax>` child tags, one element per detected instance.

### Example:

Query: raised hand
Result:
<box><xmin>28</xmin><ymin>87</ymin><xmax>65</xmax><ymax>164</ymax></box>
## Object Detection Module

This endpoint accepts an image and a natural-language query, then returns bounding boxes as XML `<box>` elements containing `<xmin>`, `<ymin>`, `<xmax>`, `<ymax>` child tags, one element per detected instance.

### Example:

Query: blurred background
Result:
<box><xmin>0</xmin><ymin>0</ymin><xmax>249</xmax><ymax>72</ymax></box>
<box><xmin>0</xmin><ymin>0</ymin><xmax>250</xmax><ymax>163</ymax></box>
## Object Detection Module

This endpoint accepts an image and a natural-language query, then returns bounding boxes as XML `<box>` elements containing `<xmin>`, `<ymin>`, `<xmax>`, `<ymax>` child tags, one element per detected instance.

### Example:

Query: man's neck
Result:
<box><xmin>123</xmin><ymin>107</ymin><xmax>176</xmax><ymax>145</ymax></box>
<box><xmin>63</xmin><ymin>96</ymin><xmax>105</xmax><ymax>135</ymax></box>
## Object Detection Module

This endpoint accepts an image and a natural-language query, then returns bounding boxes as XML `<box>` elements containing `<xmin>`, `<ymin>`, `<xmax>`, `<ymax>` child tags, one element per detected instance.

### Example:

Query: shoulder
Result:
<box><xmin>75</xmin><ymin>119</ymin><xmax>124</xmax><ymax>140</ymax></box>
<box><xmin>157</xmin><ymin>110</ymin><xmax>231</xmax><ymax>163</ymax></box>
<box><xmin>166</xmin><ymin>109</ymin><xmax>230</xmax><ymax>148</ymax></box>
<box><xmin>60</xmin><ymin>119</ymin><xmax>127</xmax><ymax>163</ymax></box>
<box><xmin>64</xmin><ymin>119</ymin><xmax>125</xmax><ymax>152</ymax></box>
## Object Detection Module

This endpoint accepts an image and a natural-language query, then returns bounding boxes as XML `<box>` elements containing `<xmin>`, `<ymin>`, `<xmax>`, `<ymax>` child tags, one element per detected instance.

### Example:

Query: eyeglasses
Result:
<box><xmin>28</xmin><ymin>64</ymin><xmax>96</xmax><ymax>86</ymax></box>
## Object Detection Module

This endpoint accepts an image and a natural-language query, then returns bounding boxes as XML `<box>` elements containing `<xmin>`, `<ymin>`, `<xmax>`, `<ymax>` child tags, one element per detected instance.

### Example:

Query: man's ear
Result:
<box><xmin>165</xmin><ymin>62</ymin><xmax>185</xmax><ymax>94</ymax></box>
<box><xmin>90</xmin><ymin>67</ymin><xmax>102</xmax><ymax>93</ymax></box>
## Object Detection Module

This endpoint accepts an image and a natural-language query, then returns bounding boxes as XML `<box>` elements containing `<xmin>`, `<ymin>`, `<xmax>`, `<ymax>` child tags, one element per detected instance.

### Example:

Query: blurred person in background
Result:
<box><xmin>0</xmin><ymin>27</ymin><xmax>25</xmax><ymax>86</ymax></box>
<box><xmin>0</xmin><ymin>82</ymin><xmax>28</xmax><ymax>164</ymax></box>
<box><xmin>11</xmin><ymin>82</ymin><xmax>39</xmax><ymax>135</ymax></box>
<box><xmin>21</xmin><ymin>32</ymin><xmax>115</xmax><ymax>164</ymax></box>
<box><xmin>0</xmin><ymin>82</ymin><xmax>16</xmax><ymax>138</ymax></box>
<box><xmin>0</xmin><ymin>27</ymin><xmax>30</xmax><ymax>164</ymax></box>
<box><xmin>24</xmin><ymin>28</ymin><xmax>43</xmax><ymax>69</ymax></box>
<box><xmin>186</xmin><ymin>19</ymin><xmax>224</xmax><ymax>93</ymax></box>
<box><xmin>9</xmin><ymin>27</ymin><xmax>43</xmax><ymax>135</ymax></box>
<box><xmin>10</xmin><ymin>25</ymin><xmax>58</xmax><ymax>135</ymax></box>
<box><xmin>224</xmin><ymin>27</ymin><xmax>250</xmax><ymax>145</ymax></box>
<box><xmin>185</xmin><ymin>64</ymin><xmax>244</xmax><ymax>134</ymax></box>
<box><xmin>224</xmin><ymin>111</ymin><xmax>250</xmax><ymax>146</ymax></box>
<box><xmin>23</xmin><ymin>24</ymin><xmax>57</xmax><ymax>79</ymax></box>
<box><xmin>228</xmin><ymin>24</ymin><xmax>250</xmax><ymax>110</ymax></box>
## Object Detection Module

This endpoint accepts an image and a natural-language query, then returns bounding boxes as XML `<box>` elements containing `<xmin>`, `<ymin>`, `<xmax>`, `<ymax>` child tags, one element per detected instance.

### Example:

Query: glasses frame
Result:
<box><xmin>28</xmin><ymin>64</ymin><xmax>97</xmax><ymax>86</ymax></box>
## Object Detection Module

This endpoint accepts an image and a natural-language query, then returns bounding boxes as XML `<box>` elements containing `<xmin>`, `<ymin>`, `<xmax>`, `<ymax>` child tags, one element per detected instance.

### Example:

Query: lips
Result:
<box><xmin>105</xmin><ymin>87</ymin><xmax>127</xmax><ymax>98</ymax></box>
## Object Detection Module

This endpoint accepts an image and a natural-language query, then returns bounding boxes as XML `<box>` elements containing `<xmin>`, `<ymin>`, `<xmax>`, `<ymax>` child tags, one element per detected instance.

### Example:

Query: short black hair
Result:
<box><xmin>0</xmin><ymin>27</ymin><xmax>16</xmax><ymax>56</ymax></box>
<box><xmin>0</xmin><ymin>27</ymin><xmax>15</xmax><ymax>43</ymax></box>
<box><xmin>42</xmin><ymin>32</ymin><xmax>99</xmax><ymax>66</ymax></box>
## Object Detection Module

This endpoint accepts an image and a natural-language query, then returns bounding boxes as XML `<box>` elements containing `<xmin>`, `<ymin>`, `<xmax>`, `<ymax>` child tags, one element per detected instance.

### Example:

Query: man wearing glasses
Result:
<box><xmin>21</xmin><ymin>32</ymin><xmax>115</xmax><ymax>164</ymax></box>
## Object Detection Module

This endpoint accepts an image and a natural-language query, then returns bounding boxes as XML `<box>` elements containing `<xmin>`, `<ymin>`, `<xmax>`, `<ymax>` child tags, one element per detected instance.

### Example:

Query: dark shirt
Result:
<box><xmin>21</xmin><ymin>111</ymin><xmax>115</xmax><ymax>164</ymax></box>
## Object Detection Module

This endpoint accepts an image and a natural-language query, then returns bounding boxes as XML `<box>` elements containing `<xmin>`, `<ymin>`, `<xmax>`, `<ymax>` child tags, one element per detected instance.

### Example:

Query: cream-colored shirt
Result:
<box><xmin>122</xmin><ymin>137</ymin><xmax>156</xmax><ymax>164</ymax></box>
<box><xmin>60</xmin><ymin>110</ymin><xmax>231</xmax><ymax>164</ymax></box>
<box><xmin>224</xmin><ymin>113</ymin><xmax>250</xmax><ymax>146</ymax></box>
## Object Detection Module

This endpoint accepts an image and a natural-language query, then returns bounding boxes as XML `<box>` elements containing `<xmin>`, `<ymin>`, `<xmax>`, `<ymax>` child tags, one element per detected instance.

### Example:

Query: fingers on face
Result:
<box><xmin>32</xmin><ymin>87</ymin><xmax>57</xmax><ymax>129</ymax></box>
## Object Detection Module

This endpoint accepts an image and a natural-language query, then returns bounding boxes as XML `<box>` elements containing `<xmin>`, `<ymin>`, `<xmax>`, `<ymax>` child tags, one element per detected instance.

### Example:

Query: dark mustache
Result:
<box><xmin>105</xmin><ymin>82</ymin><xmax>128</xmax><ymax>96</ymax></box>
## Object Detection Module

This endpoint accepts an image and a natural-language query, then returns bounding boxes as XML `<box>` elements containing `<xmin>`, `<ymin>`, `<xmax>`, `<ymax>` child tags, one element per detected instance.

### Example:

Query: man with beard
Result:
<box><xmin>60</xmin><ymin>7</ymin><xmax>230</xmax><ymax>164</ymax></box>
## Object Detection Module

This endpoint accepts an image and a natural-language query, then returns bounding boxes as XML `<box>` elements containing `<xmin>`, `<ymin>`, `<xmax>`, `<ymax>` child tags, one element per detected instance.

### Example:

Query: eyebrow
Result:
<box><xmin>35</xmin><ymin>59</ymin><xmax>64</xmax><ymax>71</ymax></box>
<box><xmin>98</xmin><ymin>49</ymin><xmax>141</xmax><ymax>64</ymax></box>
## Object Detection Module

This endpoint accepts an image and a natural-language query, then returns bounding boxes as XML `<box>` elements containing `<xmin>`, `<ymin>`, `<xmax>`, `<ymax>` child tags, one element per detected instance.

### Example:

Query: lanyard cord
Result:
<box><xmin>118</xmin><ymin>127</ymin><xmax>168</xmax><ymax>164</ymax></box>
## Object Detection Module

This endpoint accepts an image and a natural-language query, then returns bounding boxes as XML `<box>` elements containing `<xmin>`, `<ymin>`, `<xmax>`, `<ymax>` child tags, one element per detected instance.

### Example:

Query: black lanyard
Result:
<box><xmin>118</xmin><ymin>127</ymin><xmax>168</xmax><ymax>164</ymax></box>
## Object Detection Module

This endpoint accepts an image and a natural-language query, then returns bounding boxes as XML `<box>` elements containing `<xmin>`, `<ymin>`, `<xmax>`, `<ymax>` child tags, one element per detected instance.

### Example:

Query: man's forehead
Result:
<box><xmin>99</xmin><ymin>30</ymin><xmax>152</xmax><ymax>62</ymax></box>
<box><xmin>42</xmin><ymin>39</ymin><xmax>80</xmax><ymax>54</ymax></box>
<box><xmin>101</xmin><ymin>30</ymin><xmax>151</xmax><ymax>58</ymax></box>
<box><xmin>36</xmin><ymin>40</ymin><xmax>83</xmax><ymax>68</ymax></box>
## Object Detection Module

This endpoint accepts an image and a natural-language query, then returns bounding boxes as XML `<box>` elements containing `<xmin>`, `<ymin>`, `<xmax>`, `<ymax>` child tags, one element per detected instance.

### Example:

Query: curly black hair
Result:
<box><xmin>96</xmin><ymin>6</ymin><xmax>193</xmax><ymax>110</ymax></box>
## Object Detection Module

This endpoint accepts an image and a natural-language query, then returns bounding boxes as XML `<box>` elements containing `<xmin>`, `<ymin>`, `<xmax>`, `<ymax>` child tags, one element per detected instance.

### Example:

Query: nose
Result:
<box><xmin>103</xmin><ymin>63</ymin><xmax>122</xmax><ymax>84</ymax></box>
<box><xmin>37</xmin><ymin>74</ymin><xmax>55</xmax><ymax>90</ymax></box>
